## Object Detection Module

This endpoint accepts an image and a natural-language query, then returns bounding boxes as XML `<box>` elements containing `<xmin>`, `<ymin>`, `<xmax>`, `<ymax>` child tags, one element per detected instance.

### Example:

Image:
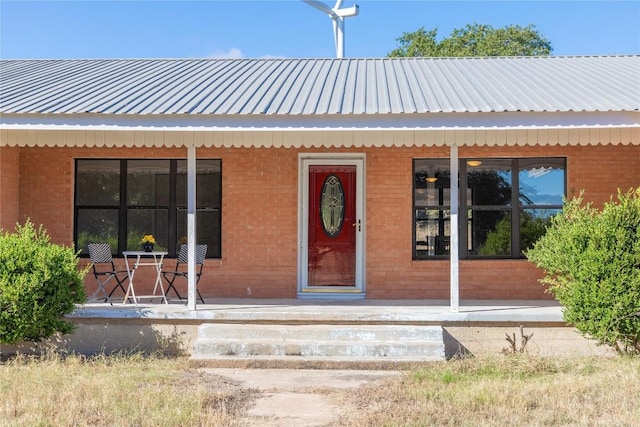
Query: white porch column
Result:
<box><xmin>187</xmin><ymin>144</ymin><xmax>197</xmax><ymax>311</ymax></box>
<box><xmin>450</xmin><ymin>145</ymin><xmax>460</xmax><ymax>312</ymax></box>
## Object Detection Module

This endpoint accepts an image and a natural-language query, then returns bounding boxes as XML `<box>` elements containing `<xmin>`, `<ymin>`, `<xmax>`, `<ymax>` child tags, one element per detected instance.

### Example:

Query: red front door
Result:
<box><xmin>308</xmin><ymin>165</ymin><xmax>357</xmax><ymax>287</ymax></box>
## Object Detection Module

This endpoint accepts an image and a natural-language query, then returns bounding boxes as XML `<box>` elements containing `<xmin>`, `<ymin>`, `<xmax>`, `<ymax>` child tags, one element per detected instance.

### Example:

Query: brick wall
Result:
<box><xmin>0</xmin><ymin>146</ymin><xmax>20</xmax><ymax>231</ymax></box>
<box><xmin>18</xmin><ymin>147</ymin><xmax>75</xmax><ymax>243</ymax></box>
<box><xmin>12</xmin><ymin>141</ymin><xmax>640</xmax><ymax>300</ymax></box>
<box><xmin>218</xmin><ymin>147</ymin><xmax>298</xmax><ymax>297</ymax></box>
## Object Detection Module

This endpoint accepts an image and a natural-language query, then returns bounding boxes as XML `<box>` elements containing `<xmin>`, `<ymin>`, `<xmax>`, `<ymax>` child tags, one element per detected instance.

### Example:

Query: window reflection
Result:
<box><xmin>75</xmin><ymin>159</ymin><xmax>221</xmax><ymax>258</ymax></box>
<box><xmin>76</xmin><ymin>209</ymin><xmax>119</xmax><ymax>254</ymax></box>
<box><xmin>466</xmin><ymin>159</ymin><xmax>512</xmax><ymax>257</ymax></box>
<box><xmin>76</xmin><ymin>160</ymin><xmax>120</xmax><ymax>206</ymax></box>
<box><xmin>127</xmin><ymin>160</ymin><xmax>170</xmax><ymax>206</ymax></box>
<box><xmin>177</xmin><ymin>209</ymin><xmax>221</xmax><ymax>257</ymax></box>
<box><xmin>413</xmin><ymin>157</ymin><xmax>566</xmax><ymax>260</ymax></box>
<box><xmin>176</xmin><ymin>160</ymin><xmax>222</xmax><ymax>207</ymax></box>
<box><xmin>127</xmin><ymin>209</ymin><xmax>168</xmax><ymax>251</ymax></box>
<box><xmin>467</xmin><ymin>159</ymin><xmax>512</xmax><ymax>206</ymax></box>
<box><xmin>520</xmin><ymin>208</ymin><xmax>561</xmax><ymax>253</ymax></box>
<box><xmin>470</xmin><ymin>210</ymin><xmax>512</xmax><ymax>256</ymax></box>
<box><xmin>519</xmin><ymin>158</ymin><xmax>565</xmax><ymax>206</ymax></box>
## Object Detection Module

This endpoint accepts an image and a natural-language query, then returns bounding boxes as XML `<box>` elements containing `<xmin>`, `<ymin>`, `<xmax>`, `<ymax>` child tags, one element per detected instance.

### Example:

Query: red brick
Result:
<box><xmin>5</xmin><ymin>143</ymin><xmax>639</xmax><ymax>300</ymax></box>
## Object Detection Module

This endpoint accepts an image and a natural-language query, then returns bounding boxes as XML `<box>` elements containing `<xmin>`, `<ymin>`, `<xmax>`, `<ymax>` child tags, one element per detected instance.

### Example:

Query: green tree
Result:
<box><xmin>478</xmin><ymin>210</ymin><xmax>553</xmax><ymax>256</ymax></box>
<box><xmin>0</xmin><ymin>220</ymin><xmax>87</xmax><ymax>344</ymax></box>
<box><xmin>526</xmin><ymin>189</ymin><xmax>640</xmax><ymax>355</ymax></box>
<box><xmin>388</xmin><ymin>23</ymin><xmax>552</xmax><ymax>57</ymax></box>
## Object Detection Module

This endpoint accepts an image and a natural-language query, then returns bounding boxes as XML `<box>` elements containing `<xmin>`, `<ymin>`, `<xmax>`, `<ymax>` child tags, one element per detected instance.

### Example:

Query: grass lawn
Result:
<box><xmin>0</xmin><ymin>352</ymin><xmax>257</xmax><ymax>426</ymax></box>
<box><xmin>1</xmin><ymin>352</ymin><xmax>639</xmax><ymax>426</ymax></box>
<box><xmin>338</xmin><ymin>355</ymin><xmax>640</xmax><ymax>426</ymax></box>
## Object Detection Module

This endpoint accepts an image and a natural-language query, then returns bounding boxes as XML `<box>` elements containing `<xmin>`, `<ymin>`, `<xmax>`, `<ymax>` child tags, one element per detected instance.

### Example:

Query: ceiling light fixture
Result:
<box><xmin>467</xmin><ymin>160</ymin><xmax>482</xmax><ymax>167</ymax></box>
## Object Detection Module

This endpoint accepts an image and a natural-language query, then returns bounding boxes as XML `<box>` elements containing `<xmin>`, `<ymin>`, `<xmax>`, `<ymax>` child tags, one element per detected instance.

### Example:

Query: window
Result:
<box><xmin>75</xmin><ymin>159</ymin><xmax>221</xmax><ymax>258</ymax></box>
<box><xmin>414</xmin><ymin>159</ymin><xmax>451</xmax><ymax>258</ymax></box>
<box><xmin>413</xmin><ymin>158</ymin><xmax>565</xmax><ymax>259</ymax></box>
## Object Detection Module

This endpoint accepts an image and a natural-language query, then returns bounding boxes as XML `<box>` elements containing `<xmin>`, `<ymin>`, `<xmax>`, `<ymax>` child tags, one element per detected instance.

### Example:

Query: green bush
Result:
<box><xmin>526</xmin><ymin>188</ymin><xmax>640</xmax><ymax>354</ymax></box>
<box><xmin>0</xmin><ymin>220</ymin><xmax>87</xmax><ymax>345</ymax></box>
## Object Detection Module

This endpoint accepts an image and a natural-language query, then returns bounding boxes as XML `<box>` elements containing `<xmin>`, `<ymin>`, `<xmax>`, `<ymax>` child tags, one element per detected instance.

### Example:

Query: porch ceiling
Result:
<box><xmin>1</xmin><ymin>111</ymin><xmax>639</xmax><ymax>148</ymax></box>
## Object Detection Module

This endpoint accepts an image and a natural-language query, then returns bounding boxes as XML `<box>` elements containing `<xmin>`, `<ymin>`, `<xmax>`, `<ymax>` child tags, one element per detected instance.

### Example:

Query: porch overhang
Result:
<box><xmin>1</xmin><ymin>110</ymin><xmax>639</xmax><ymax>148</ymax></box>
<box><xmin>1</xmin><ymin>110</ymin><xmax>639</xmax><ymax>312</ymax></box>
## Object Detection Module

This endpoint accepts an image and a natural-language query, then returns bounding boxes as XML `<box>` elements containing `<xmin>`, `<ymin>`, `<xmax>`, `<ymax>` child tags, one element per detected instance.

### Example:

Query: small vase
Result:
<box><xmin>143</xmin><ymin>243</ymin><xmax>154</xmax><ymax>252</ymax></box>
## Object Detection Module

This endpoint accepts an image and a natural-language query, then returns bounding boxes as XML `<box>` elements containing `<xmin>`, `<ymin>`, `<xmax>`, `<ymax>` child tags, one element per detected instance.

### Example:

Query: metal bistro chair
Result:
<box><xmin>87</xmin><ymin>243</ymin><xmax>128</xmax><ymax>304</ymax></box>
<box><xmin>161</xmin><ymin>244</ymin><xmax>207</xmax><ymax>304</ymax></box>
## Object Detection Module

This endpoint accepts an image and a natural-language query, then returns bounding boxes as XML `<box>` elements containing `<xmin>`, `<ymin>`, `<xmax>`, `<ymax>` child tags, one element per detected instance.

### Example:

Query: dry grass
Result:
<box><xmin>337</xmin><ymin>355</ymin><xmax>640</xmax><ymax>427</ymax></box>
<box><xmin>2</xmin><ymin>352</ymin><xmax>640</xmax><ymax>427</ymax></box>
<box><xmin>0</xmin><ymin>351</ymin><xmax>259</xmax><ymax>427</ymax></box>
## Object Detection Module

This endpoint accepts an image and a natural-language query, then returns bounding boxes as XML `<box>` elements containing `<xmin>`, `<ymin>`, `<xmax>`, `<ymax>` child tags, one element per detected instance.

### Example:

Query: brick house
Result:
<box><xmin>1</xmin><ymin>56</ymin><xmax>638</xmax><ymax>305</ymax></box>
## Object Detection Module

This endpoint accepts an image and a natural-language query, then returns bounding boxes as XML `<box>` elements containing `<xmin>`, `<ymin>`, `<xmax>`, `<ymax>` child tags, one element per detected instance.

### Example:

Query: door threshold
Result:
<box><xmin>298</xmin><ymin>292</ymin><xmax>366</xmax><ymax>300</ymax></box>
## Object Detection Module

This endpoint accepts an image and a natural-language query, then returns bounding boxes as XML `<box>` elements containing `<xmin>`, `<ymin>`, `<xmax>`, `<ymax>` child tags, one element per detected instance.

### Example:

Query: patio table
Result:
<box><xmin>122</xmin><ymin>251</ymin><xmax>168</xmax><ymax>305</ymax></box>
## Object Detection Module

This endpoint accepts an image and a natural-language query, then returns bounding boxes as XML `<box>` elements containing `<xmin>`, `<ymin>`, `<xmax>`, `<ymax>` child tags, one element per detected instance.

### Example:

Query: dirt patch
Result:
<box><xmin>200</xmin><ymin>368</ymin><xmax>401</xmax><ymax>426</ymax></box>
<box><xmin>176</xmin><ymin>369</ymin><xmax>263</xmax><ymax>422</ymax></box>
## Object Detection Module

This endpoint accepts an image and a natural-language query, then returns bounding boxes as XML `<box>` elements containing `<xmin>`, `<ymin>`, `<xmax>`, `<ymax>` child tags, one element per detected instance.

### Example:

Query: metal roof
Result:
<box><xmin>1</xmin><ymin>56</ymin><xmax>638</xmax><ymax>116</ymax></box>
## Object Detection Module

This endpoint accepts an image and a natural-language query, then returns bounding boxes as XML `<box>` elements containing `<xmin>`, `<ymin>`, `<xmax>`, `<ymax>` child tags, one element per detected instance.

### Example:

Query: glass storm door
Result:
<box><xmin>308</xmin><ymin>165</ymin><xmax>357</xmax><ymax>288</ymax></box>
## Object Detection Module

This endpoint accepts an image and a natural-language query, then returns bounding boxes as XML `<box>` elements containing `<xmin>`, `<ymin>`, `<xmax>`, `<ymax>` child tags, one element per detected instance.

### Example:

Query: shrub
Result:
<box><xmin>0</xmin><ymin>220</ymin><xmax>87</xmax><ymax>344</ymax></box>
<box><xmin>526</xmin><ymin>188</ymin><xmax>640</xmax><ymax>355</ymax></box>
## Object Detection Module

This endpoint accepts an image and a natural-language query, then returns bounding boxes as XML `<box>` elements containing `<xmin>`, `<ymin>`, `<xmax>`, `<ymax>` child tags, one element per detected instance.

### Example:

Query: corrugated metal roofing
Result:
<box><xmin>1</xmin><ymin>56</ymin><xmax>639</xmax><ymax>115</ymax></box>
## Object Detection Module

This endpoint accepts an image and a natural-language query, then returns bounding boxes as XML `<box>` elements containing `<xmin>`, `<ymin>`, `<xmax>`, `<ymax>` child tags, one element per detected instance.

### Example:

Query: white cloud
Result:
<box><xmin>259</xmin><ymin>54</ymin><xmax>287</xmax><ymax>59</ymax></box>
<box><xmin>203</xmin><ymin>49</ymin><xmax>287</xmax><ymax>60</ymax></box>
<box><xmin>207</xmin><ymin>48</ymin><xmax>245</xmax><ymax>59</ymax></box>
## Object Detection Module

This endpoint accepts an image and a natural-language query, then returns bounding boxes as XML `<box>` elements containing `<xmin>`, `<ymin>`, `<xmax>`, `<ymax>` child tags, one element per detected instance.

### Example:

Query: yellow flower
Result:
<box><xmin>140</xmin><ymin>234</ymin><xmax>156</xmax><ymax>244</ymax></box>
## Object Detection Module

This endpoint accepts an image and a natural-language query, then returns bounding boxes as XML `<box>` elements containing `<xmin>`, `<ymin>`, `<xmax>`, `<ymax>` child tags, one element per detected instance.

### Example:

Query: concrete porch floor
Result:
<box><xmin>6</xmin><ymin>299</ymin><xmax>611</xmax><ymax>360</ymax></box>
<box><xmin>70</xmin><ymin>298</ymin><xmax>565</xmax><ymax>325</ymax></box>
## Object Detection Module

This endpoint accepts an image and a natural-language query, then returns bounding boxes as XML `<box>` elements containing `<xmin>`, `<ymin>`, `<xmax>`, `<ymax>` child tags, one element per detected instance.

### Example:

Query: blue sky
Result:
<box><xmin>1</xmin><ymin>0</ymin><xmax>639</xmax><ymax>59</ymax></box>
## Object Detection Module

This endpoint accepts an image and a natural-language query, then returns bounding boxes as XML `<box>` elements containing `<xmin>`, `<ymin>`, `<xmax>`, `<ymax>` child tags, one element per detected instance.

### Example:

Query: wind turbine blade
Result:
<box><xmin>332</xmin><ymin>17</ymin><xmax>339</xmax><ymax>56</ymax></box>
<box><xmin>335</xmin><ymin>18</ymin><xmax>345</xmax><ymax>58</ymax></box>
<box><xmin>302</xmin><ymin>0</ymin><xmax>358</xmax><ymax>58</ymax></box>
<box><xmin>302</xmin><ymin>0</ymin><xmax>337</xmax><ymax>17</ymax></box>
<box><xmin>334</xmin><ymin>5</ymin><xmax>358</xmax><ymax>17</ymax></box>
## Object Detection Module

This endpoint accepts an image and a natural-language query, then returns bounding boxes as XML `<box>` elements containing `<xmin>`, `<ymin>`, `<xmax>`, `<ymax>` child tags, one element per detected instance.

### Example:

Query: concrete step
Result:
<box><xmin>196</xmin><ymin>324</ymin><xmax>444</xmax><ymax>342</ymax></box>
<box><xmin>193</xmin><ymin>340</ymin><xmax>445</xmax><ymax>357</ymax></box>
<box><xmin>191</xmin><ymin>324</ymin><xmax>445</xmax><ymax>363</ymax></box>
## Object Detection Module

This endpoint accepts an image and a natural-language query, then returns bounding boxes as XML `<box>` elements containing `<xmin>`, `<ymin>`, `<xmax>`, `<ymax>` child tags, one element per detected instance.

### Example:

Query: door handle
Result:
<box><xmin>352</xmin><ymin>219</ymin><xmax>361</xmax><ymax>232</ymax></box>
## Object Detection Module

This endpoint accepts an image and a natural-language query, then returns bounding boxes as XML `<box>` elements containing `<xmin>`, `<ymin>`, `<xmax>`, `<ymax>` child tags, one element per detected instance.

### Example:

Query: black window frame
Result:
<box><xmin>74</xmin><ymin>158</ymin><xmax>221</xmax><ymax>258</ymax></box>
<box><xmin>413</xmin><ymin>159</ymin><xmax>452</xmax><ymax>259</ymax></box>
<box><xmin>413</xmin><ymin>157</ymin><xmax>566</xmax><ymax>260</ymax></box>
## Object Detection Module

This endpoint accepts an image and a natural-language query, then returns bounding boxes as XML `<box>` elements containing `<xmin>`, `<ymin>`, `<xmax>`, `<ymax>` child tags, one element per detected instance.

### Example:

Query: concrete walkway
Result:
<box><xmin>202</xmin><ymin>367</ymin><xmax>401</xmax><ymax>426</ymax></box>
